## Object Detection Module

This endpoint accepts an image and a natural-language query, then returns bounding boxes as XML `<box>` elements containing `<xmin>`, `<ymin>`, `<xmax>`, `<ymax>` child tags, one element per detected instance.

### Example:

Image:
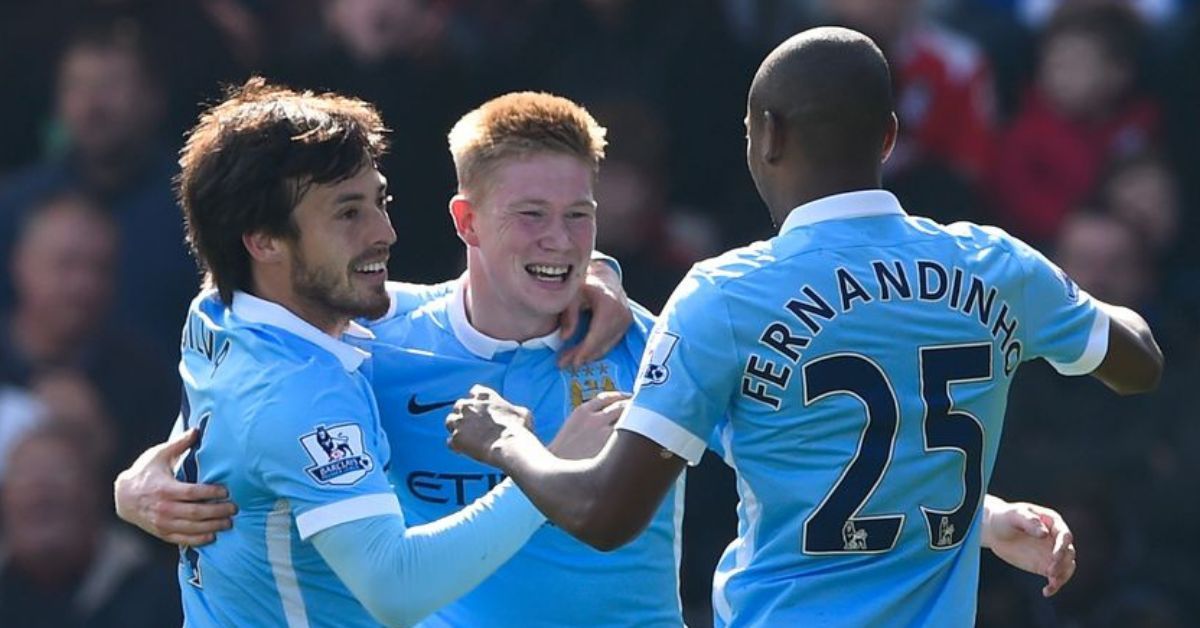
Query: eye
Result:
<box><xmin>339</xmin><ymin>207</ymin><xmax>360</xmax><ymax>220</ymax></box>
<box><xmin>519</xmin><ymin>210</ymin><xmax>544</xmax><ymax>218</ymax></box>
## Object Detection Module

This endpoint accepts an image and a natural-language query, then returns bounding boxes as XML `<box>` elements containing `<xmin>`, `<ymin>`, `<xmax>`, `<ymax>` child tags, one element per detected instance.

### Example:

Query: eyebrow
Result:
<box><xmin>334</xmin><ymin>183</ymin><xmax>388</xmax><ymax>205</ymax></box>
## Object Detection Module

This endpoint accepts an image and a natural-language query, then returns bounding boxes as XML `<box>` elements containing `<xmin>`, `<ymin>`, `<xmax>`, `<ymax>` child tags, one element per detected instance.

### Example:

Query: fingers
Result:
<box><xmin>156</xmin><ymin>428</ymin><xmax>200</xmax><ymax>462</ymax></box>
<box><xmin>163</xmin><ymin>480</ymin><xmax>230</xmax><ymax>503</ymax></box>
<box><xmin>162</xmin><ymin>499</ymin><xmax>238</xmax><ymax>523</ymax></box>
<box><xmin>468</xmin><ymin>384</ymin><xmax>497</xmax><ymax>400</ymax></box>
<box><xmin>165</xmin><ymin>532</ymin><xmax>218</xmax><ymax>546</ymax></box>
<box><xmin>1037</xmin><ymin>509</ymin><xmax>1075</xmax><ymax>597</ymax></box>
<box><xmin>1015</xmin><ymin>507</ymin><xmax>1050</xmax><ymax>538</ymax></box>
<box><xmin>559</xmin><ymin>299</ymin><xmax>582</xmax><ymax>341</ymax></box>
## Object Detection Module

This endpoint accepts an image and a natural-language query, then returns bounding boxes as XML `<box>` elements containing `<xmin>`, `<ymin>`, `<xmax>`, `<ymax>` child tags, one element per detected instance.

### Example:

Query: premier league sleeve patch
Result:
<box><xmin>299</xmin><ymin>423</ymin><xmax>375</xmax><ymax>486</ymax></box>
<box><xmin>639</xmin><ymin>329</ymin><xmax>681</xmax><ymax>387</ymax></box>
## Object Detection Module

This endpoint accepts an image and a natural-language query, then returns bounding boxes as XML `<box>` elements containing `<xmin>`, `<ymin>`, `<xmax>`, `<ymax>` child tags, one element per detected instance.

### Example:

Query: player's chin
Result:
<box><xmin>347</xmin><ymin>289</ymin><xmax>390</xmax><ymax>320</ymax></box>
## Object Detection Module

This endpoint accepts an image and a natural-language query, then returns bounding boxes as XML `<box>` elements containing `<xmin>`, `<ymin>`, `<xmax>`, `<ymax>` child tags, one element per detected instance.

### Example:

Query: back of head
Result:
<box><xmin>177</xmin><ymin>77</ymin><xmax>388</xmax><ymax>303</ymax></box>
<box><xmin>749</xmin><ymin>26</ymin><xmax>894</xmax><ymax>169</ymax></box>
<box><xmin>447</xmin><ymin>91</ymin><xmax>607</xmax><ymax>199</ymax></box>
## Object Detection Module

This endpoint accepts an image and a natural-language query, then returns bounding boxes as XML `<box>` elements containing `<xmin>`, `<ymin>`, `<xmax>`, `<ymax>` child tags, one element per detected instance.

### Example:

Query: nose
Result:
<box><xmin>371</xmin><ymin>205</ymin><xmax>397</xmax><ymax>247</ymax></box>
<box><xmin>539</xmin><ymin>214</ymin><xmax>571</xmax><ymax>252</ymax></box>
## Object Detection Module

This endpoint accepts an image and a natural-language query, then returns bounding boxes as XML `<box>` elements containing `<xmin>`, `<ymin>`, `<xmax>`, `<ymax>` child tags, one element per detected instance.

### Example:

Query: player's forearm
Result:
<box><xmin>313</xmin><ymin>480</ymin><xmax>543</xmax><ymax>626</ymax></box>
<box><xmin>1092</xmin><ymin>301</ymin><xmax>1163</xmax><ymax>395</ymax></box>
<box><xmin>492</xmin><ymin>430</ymin><xmax>651</xmax><ymax>551</ymax></box>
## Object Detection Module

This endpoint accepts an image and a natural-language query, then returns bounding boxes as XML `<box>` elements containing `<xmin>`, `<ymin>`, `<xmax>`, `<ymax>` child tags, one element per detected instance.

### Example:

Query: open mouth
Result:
<box><xmin>353</xmin><ymin>260</ymin><xmax>388</xmax><ymax>276</ymax></box>
<box><xmin>525</xmin><ymin>264</ymin><xmax>572</xmax><ymax>283</ymax></box>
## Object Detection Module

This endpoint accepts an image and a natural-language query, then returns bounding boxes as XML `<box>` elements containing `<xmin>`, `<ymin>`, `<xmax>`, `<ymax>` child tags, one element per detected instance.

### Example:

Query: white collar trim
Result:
<box><xmin>231</xmin><ymin>291</ymin><xmax>373</xmax><ymax>371</ymax></box>
<box><xmin>447</xmin><ymin>283</ymin><xmax>564</xmax><ymax>359</ymax></box>
<box><xmin>779</xmin><ymin>190</ymin><xmax>906</xmax><ymax>236</ymax></box>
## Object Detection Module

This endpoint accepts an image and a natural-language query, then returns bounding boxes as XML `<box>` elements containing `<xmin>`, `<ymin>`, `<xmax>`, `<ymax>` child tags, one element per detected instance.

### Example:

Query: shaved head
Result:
<box><xmin>749</xmin><ymin>27</ymin><xmax>893</xmax><ymax>167</ymax></box>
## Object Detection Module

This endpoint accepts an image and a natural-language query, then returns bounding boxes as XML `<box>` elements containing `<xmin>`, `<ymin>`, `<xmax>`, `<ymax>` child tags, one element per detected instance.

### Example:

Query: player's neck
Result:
<box><xmin>250</xmin><ymin>276</ymin><xmax>349</xmax><ymax>338</ymax></box>
<box><xmin>769</xmin><ymin>169</ymin><xmax>881</xmax><ymax>225</ymax></box>
<box><xmin>462</xmin><ymin>272</ymin><xmax>558</xmax><ymax>343</ymax></box>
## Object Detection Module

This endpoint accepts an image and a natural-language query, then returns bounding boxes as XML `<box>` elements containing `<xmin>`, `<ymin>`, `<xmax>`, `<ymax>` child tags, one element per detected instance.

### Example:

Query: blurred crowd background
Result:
<box><xmin>0</xmin><ymin>0</ymin><xmax>1196</xmax><ymax>626</ymax></box>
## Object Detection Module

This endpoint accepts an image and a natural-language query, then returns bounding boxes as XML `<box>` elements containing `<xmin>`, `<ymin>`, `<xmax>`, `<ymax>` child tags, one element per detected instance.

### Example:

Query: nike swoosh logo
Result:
<box><xmin>407</xmin><ymin>395</ymin><xmax>456</xmax><ymax>415</ymax></box>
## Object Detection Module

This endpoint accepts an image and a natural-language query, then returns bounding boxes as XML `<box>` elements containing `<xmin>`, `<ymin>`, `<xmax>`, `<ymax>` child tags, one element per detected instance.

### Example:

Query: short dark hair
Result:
<box><xmin>176</xmin><ymin>77</ymin><xmax>389</xmax><ymax>303</ymax></box>
<box><xmin>750</xmin><ymin>27</ymin><xmax>894</xmax><ymax>168</ymax></box>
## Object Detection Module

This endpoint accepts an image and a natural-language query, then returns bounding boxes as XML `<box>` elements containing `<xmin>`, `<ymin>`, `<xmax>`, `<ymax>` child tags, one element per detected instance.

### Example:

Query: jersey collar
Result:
<box><xmin>447</xmin><ymin>282</ymin><xmax>564</xmax><ymax>359</ymax></box>
<box><xmin>778</xmin><ymin>189</ymin><xmax>906</xmax><ymax>236</ymax></box>
<box><xmin>231</xmin><ymin>291</ymin><xmax>374</xmax><ymax>372</ymax></box>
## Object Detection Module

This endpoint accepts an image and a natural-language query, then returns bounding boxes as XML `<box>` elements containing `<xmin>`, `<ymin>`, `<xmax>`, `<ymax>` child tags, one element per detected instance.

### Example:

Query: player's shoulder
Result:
<box><xmin>917</xmin><ymin>217</ymin><xmax>1033</xmax><ymax>259</ymax></box>
<box><xmin>370</xmin><ymin>289</ymin><xmax>453</xmax><ymax>348</ymax></box>
<box><xmin>688</xmin><ymin>239</ymin><xmax>776</xmax><ymax>288</ymax></box>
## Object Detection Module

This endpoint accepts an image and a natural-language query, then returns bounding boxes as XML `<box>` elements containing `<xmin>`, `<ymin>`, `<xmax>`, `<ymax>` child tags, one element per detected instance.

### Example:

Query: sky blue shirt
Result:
<box><xmin>617</xmin><ymin>190</ymin><xmax>1109</xmax><ymax>627</ymax></box>
<box><xmin>177</xmin><ymin>290</ymin><xmax>403</xmax><ymax>627</ymax></box>
<box><xmin>369</xmin><ymin>284</ymin><xmax>686</xmax><ymax>628</ymax></box>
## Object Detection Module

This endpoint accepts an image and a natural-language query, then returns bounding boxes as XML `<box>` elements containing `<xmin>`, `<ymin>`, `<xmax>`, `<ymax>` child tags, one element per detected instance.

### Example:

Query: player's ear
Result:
<box><xmin>449</xmin><ymin>194</ymin><xmax>482</xmax><ymax>247</ymax></box>
<box><xmin>243</xmin><ymin>230</ymin><xmax>286</xmax><ymax>264</ymax></box>
<box><xmin>880</xmin><ymin>112</ymin><xmax>899</xmax><ymax>165</ymax></box>
<box><xmin>761</xmin><ymin>109</ymin><xmax>785</xmax><ymax>164</ymax></box>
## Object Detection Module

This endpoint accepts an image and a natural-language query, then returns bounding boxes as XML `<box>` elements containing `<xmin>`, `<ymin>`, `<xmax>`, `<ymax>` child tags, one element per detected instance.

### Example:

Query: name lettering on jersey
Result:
<box><xmin>741</xmin><ymin>259</ymin><xmax>1025</xmax><ymax>407</ymax></box>
<box><xmin>407</xmin><ymin>470</ymin><xmax>506</xmax><ymax>506</ymax></box>
<box><xmin>299</xmin><ymin>423</ymin><xmax>374</xmax><ymax>485</ymax></box>
<box><xmin>181</xmin><ymin>311</ymin><xmax>232</xmax><ymax>373</ymax></box>
<box><xmin>567</xmin><ymin>361</ymin><xmax>620</xmax><ymax>408</ymax></box>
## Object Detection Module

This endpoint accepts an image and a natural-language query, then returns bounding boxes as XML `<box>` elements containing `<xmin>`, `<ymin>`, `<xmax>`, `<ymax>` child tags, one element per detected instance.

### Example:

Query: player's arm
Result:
<box><xmin>1014</xmin><ymin>235</ymin><xmax>1162</xmax><ymax>394</ymax></box>
<box><xmin>1089</xmin><ymin>301</ymin><xmax>1162</xmax><ymax>395</ymax></box>
<box><xmin>311</xmin><ymin>479</ymin><xmax>544</xmax><ymax>627</ymax></box>
<box><xmin>980</xmin><ymin>495</ymin><xmax>1076</xmax><ymax>597</ymax></box>
<box><xmin>448</xmin><ymin>387</ymin><xmax>685</xmax><ymax>551</ymax></box>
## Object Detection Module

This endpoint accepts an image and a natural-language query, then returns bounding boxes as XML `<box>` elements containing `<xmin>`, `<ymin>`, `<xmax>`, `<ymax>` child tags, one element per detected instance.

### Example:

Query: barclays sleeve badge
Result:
<box><xmin>300</xmin><ymin>423</ymin><xmax>374</xmax><ymax>486</ymax></box>
<box><xmin>639</xmin><ymin>329</ymin><xmax>681</xmax><ymax>387</ymax></box>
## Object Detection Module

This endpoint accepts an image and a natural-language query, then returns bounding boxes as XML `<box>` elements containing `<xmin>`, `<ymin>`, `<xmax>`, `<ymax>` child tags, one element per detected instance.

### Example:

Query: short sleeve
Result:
<box><xmin>1014</xmin><ymin>237</ymin><xmax>1109</xmax><ymax>375</ymax></box>
<box><xmin>617</xmin><ymin>271</ymin><xmax>740</xmax><ymax>465</ymax></box>
<box><xmin>248</xmin><ymin>386</ymin><xmax>400</xmax><ymax>541</ymax></box>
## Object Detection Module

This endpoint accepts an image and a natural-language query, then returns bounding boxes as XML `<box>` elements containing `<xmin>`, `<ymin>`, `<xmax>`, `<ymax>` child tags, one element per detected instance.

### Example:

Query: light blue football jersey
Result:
<box><xmin>368</xmin><ymin>285</ymin><xmax>686</xmax><ymax>628</ymax></box>
<box><xmin>177</xmin><ymin>290</ymin><xmax>403</xmax><ymax>627</ymax></box>
<box><xmin>618</xmin><ymin>190</ymin><xmax>1109</xmax><ymax>627</ymax></box>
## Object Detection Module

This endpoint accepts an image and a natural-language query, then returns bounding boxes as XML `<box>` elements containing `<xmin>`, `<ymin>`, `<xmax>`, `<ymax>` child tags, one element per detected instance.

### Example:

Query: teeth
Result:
<box><xmin>527</xmin><ymin>264</ymin><xmax>569</xmax><ymax>277</ymax></box>
<box><xmin>356</xmin><ymin>261</ymin><xmax>387</xmax><ymax>273</ymax></box>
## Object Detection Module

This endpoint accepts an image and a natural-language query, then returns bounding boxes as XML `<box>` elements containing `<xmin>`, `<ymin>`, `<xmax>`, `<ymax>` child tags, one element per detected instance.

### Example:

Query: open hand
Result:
<box><xmin>113</xmin><ymin>428</ymin><xmax>236</xmax><ymax>546</ymax></box>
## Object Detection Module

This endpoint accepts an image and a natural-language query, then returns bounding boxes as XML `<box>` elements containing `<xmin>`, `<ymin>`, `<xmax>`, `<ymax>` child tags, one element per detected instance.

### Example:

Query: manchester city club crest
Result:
<box><xmin>299</xmin><ymin>423</ymin><xmax>374</xmax><ymax>485</ymax></box>
<box><xmin>568</xmin><ymin>361</ymin><xmax>620</xmax><ymax>408</ymax></box>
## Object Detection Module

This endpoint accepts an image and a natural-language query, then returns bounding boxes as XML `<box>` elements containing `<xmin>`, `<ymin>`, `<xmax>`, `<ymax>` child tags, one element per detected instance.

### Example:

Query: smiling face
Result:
<box><xmin>454</xmin><ymin>152</ymin><xmax>596</xmax><ymax>335</ymax></box>
<box><xmin>281</xmin><ymin>164</ymin><xmax>396</xmax><ymax>324</ymax></box>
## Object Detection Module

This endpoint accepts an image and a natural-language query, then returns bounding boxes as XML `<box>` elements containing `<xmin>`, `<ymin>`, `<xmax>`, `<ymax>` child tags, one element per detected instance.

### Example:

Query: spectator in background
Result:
<box><xmin>990</xmin><ymin>2</ymin><xmax>1159</xmax><ymax>245</ymax></box>
<box><xmin>1101</xmin><ymin>152</ymin><xmax>1180</xmax><ymax>258</ymax></box>
<box><xmin>0</xmin><ymin>18</ymin><xmax>197</xmax><ymax>353</ymax></box>
<box><xmin>818</xmin><ymin>0</ymin><xmax>998</xmax><ymax>222</ymax></box>
<box><xmin>0</xmin><ymin>192</ymin><xmax>176</xmax><ymax>473</ymax></box>
<box><xmin>0</xmin><ymin>423</ymin><xmax>180</xmax><ymax>628</ymax></box>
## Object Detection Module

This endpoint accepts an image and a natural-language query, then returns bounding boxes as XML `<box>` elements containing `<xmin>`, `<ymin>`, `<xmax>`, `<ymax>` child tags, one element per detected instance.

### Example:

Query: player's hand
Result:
<box><xmin>446</xmin><ymin>385</ymin><xmax>534</xmax><ymax>466</ymax></box>
<box><xmin>549</xmin><ymin>392</ymin><xmax>629</xmax><ymax>459</ymax></box>
<box><xmin>982</xmin><ymin>499</ymin><xmax>1076</xmax><ymax>597</ymax></box>
<box><xmin>113</xmin><ymin>428</ymin><xmax>237</xmax><ymax>546</ymax></box>
<box><xmin>557</xmin><ymin>259</ymin><xmax>632</xmax><ymax>368</ymax></box>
